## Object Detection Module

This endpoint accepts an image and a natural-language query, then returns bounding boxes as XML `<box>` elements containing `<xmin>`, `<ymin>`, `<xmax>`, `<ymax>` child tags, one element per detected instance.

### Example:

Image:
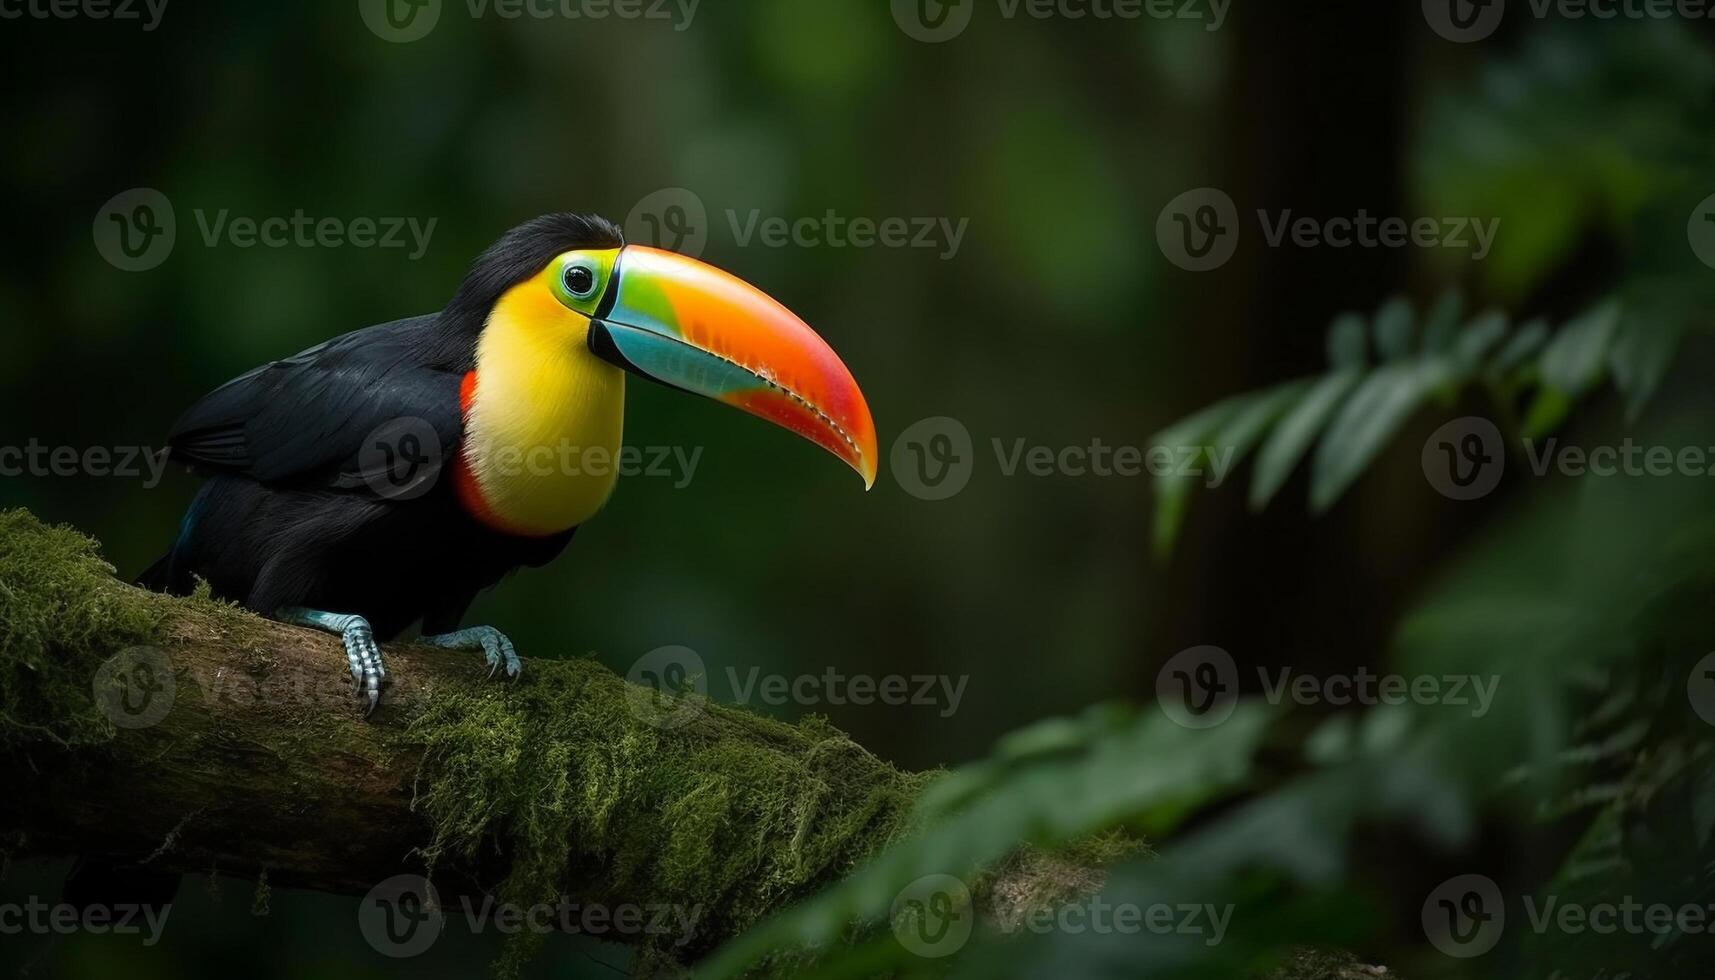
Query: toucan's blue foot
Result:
<box><xmin>278</xmin><ymin>608</ymin><xmax>385</xmax><ymax>715</ymax></box>
<box><xmin>421</xmin><ymin>627</ymin><xmax>521</xmax><ymax>680</ymax></box>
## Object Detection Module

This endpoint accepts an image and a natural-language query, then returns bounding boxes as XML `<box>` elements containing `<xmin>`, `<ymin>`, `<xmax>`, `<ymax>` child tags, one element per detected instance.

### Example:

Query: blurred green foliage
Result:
<box><xmin>3</xmin><ymin>3</ymin><xmax>1714</xmax><ymax>979</ymax></box>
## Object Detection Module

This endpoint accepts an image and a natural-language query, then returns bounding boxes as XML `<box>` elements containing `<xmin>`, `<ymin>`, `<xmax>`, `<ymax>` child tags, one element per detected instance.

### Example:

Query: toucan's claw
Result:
<box><xmin>277</xmin><ymin>608</ymin><xmax>387</xmax><ymax>717</ymax></box>
<box><xmin>422</xmin><ymin>627</ymin><xmax>521</xmax><ymax>682</ymax></box>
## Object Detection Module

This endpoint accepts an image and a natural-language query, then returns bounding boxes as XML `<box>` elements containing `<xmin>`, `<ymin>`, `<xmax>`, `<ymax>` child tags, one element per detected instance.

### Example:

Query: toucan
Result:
<box><xmin>141</xmin><ymin>213</ymin><xmax>878</xmax><ymax>712</ymax></box>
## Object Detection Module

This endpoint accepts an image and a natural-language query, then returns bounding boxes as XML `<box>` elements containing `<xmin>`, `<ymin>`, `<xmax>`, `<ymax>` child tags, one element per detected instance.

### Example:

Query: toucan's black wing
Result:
<box><xmin>168</xmin><ymin>315</ymin><xmax>468</xmax><ymax>494</ymax></box>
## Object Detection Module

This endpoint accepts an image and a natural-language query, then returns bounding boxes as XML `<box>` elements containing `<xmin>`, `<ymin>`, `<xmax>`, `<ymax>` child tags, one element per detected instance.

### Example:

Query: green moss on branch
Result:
<box><xmin>0</xmin><ymin>509</ymin><xmax>930</xmax><ymax>973</ymax></box>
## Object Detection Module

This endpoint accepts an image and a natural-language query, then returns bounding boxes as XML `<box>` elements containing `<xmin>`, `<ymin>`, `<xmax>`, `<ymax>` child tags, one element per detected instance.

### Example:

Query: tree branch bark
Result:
<box><xmin>0</xmin><ymin>510</ymin><xmax>1390</xmax><ymax>979</ymax></box>
<box><xmin>0</xmin><ymin>509</ymin><xmax>926</xmax><ymax>966</ymax></box>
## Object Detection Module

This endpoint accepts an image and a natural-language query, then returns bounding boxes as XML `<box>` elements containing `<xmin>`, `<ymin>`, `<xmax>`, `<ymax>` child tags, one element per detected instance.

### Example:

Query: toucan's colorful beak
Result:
<box><xmin>587</xmin><ymin>245</ymin><xmax>879</xmax><ymax>488</ymax></box>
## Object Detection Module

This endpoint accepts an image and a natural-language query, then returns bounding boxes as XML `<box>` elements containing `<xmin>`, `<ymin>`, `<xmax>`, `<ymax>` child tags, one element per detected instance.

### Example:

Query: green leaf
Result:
<box><xmin>1309</xmin><ymin>359</ymin><xmax>1452</xmax><ymax>513</ymax></box>
<box><xmin>1325</xmin><ymin>312</ymin><xmax>1367</xmax><ymax>369</ymax></box>
<box><xmin>1249</xmin><ymin>371</ymin><xmax>1364</xmax><ymax>512</ymax></box>
<box><xmin>1211</xmin><ymin>377</ymin><xmax>1314</xmax><ymax>471</ymax></box>
<box><xmin>1491</xmin><ymin>317</ymin><xmax>1550</xmax><ymax>378</ymax></box>
<box><xmin>1521</xmin><ymin>385</ymin><xmax>1573</xmax><ymax>439</ymax></box>
<box><xmin>1150</xmin><ymin>380</ymin><xmax>1323</xmax><ymax>557</ymax></box>
<box><xmin>1148</xmin><ymin>395</ymin><xmax>1251</xmax><ymax>560</ymax></box>
<box><xmin>1454</xmin><ymin>310</ymin><xmax>1509</xmax><ymax>375</ymax></box>
<box><xmin>1373</xmin><ymin>297</ymin><xmax>1416</xmax><ymax>361</ymax></box>
<box><xmin>1608</xmin><ymin>311</ymin><xmax>1679</xmax><ymax>421</ymax></box>
<box><xmin>1521</xmin><ymin>300</ymin><xmax>1622</xmax><ymax>438</ymax></box>
<box><xmin>1421</xmin><ymin>291</ymin><xmax>1464</xmax><ymax>353</ymax></box>
<box><xmin>1538</xmin><ymin>298</ymin><xmax>1621</xmax><ymax>396</ymax></box>
<box><xmin>697</xmin><ymin>704</ymin><xmax>1276</xmax><ymax>980</ymax></box>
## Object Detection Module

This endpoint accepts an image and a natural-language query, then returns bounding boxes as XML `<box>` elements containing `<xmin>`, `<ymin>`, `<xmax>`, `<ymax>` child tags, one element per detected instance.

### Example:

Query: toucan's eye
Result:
<box><xmin>564</xmin><ymin>262</ymin><xmax>598</xmax><ymax>299</ymax></box>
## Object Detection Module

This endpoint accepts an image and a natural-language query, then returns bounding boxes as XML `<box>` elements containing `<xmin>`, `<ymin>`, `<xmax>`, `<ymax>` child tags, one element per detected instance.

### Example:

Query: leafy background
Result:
<box><xmin>2</xmin><ymin>3</ymin><xmax>1713</xmax><ymax>978</ymax></box>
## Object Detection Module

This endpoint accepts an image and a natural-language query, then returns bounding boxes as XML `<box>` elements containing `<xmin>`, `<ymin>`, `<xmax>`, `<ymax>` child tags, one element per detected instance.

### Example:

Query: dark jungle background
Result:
<box><xmin>2</xmin><ymin>1</ymin><xmax>1713</xmax><ymax>978</ymax></box>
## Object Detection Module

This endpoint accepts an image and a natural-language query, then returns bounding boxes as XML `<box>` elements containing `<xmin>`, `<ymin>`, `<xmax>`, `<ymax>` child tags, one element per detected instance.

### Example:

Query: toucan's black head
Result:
<box><xmin>444</xmin><ymin>212</ymin><xmax>624</xmax><ymax>328</ymax></box>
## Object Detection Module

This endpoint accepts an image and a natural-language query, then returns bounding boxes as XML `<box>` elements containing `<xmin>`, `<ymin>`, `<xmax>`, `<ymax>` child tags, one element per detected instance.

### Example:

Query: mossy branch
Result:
<box><xmin>0</xmin><ymin>509</ymin><xmax>931</xmax><ymax>970</ymax></box>
<box><xmin>0</xmin><ymin>510</ymin><xmax>1387</xmax><ymax>979</ymax></box>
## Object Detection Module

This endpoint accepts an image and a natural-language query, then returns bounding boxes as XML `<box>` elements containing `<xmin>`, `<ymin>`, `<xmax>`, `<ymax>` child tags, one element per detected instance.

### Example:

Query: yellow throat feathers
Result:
<box><xmin>458</xmin><ymin>278</ymin><xmax>627</xmax><ymax>536</ymax></box>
